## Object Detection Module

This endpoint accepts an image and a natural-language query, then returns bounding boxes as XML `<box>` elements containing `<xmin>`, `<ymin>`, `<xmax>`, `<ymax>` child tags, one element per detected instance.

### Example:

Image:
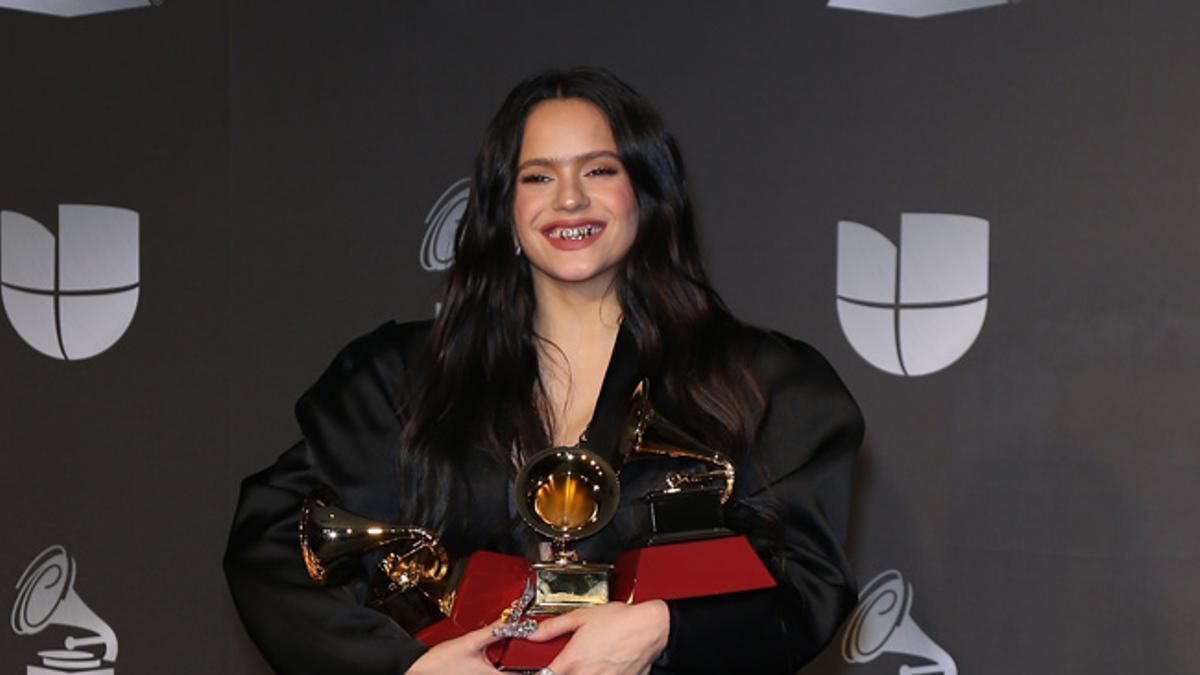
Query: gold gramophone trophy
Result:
<box><xmin>299</xmin><ymin>485</ymin><xmax>539</xmax><ymax>667</ymax></box>
<box><xmin>620</xmin><ymin>380</ymin><xmax>736</xmax><ymax>544</ymax></box>
<box><xmin>512</xmin><ymin>444</ymin><xmax>621</xmax><ymax>614</ymax></box>
<box><xmin>602</xmin><ymin>380</ymin><xmax>775</xmax><ymax>609</ymax></box>
<box><xmin>299</xmin><ymin>486</ymin><xmax>457</xmax><ymax>634</ymax></box>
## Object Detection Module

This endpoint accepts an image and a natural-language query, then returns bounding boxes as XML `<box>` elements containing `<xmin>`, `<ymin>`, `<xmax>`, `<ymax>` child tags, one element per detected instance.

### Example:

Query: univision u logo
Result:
<box><xmin>1</xmin><ymin>205</ymin><xmax>139</xmax><ymax>360</ymax></box>
<box><xmin>826</xmin><ymin>0</ymin><xmax>1012</xmax><ymax>18</ymax></box>
<box><xmin>837</xmin><ymin>213</ymin><xmax>988</xmax><ymax>376</ymax></box>
<box><xmin>0</xmin><ymin>1</ymin><xmax>158</xmax><ymax>18</ymax></box>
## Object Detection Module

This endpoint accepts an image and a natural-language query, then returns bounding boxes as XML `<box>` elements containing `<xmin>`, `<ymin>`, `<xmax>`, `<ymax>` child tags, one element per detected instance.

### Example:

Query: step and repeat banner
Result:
<box><xmin>2</xmin><ymin>1</ymin><xmax>1197</xmax><ymax>673</ymax></box>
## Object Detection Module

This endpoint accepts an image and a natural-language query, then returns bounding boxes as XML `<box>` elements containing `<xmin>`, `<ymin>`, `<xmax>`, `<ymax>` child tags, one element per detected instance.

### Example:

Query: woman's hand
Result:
<box><xmin>405</xmin><ymin>622</ymin><xmax>503</xmax><ymax>674</ymax></box>
<box><xmin>525</xmin><ymin>600</ymin><xmax>670</xmax><ymax>675</ymax></box>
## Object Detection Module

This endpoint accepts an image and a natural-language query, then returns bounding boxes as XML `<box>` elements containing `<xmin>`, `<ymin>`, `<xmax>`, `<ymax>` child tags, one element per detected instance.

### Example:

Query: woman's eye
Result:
<box><xmin>520</xmin><ymin>173</ymin><xmax>550</xmax><ymax>184</ymax></box>
<box><xmin>586</xmin><ymin>166</ymin><xmax>619</xmax><ymax>177</ymax></box>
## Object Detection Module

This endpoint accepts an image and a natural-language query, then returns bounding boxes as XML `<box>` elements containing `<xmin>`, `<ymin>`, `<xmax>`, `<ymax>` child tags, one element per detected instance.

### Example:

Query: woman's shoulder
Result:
<box><xmin>314</xmin><ymin>319</ymin><xmax>434</xmax><ymax>381</ymax></box>
<box><xmin>295</xmin><ymin>319</ymin><xmax>434</xmax><ymax>425</ymax></box>
<box><xmin>729</xmin><ymin>322</ymin><xmax>853</xmax><ymax>398</ymax></box>
<box><xmin>727</xmin><ymin>322</ymin><xmax>865</xmax><ymax>495</ymax></box>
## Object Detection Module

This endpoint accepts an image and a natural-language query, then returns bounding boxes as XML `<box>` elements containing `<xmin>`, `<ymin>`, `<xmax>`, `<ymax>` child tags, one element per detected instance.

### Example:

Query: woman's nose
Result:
<box><xmin>554</xmin><ymin>176</ymin><xmax>589</xmax><ymax>211</ymax></box>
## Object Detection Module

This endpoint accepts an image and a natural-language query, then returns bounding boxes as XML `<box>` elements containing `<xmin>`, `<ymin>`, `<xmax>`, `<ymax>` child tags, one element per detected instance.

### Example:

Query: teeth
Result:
<box><xmin>551</xmin><ymin>224</ymin><xmax>601</xmax><ymax>241</ymax></box>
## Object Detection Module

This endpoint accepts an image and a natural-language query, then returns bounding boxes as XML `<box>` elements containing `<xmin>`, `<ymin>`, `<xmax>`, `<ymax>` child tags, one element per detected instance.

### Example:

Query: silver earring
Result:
<box><xmin>513</xmin><ymin>235</ymin><xmax>522</xmax><ymax>256</ymax></box>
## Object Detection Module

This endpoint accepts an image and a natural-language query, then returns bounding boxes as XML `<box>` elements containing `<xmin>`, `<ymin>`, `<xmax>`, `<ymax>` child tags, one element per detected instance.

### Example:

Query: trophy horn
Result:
<box><xmin>300</xmin><ymin>486</ymin><xmax>448</xmax><ymax>589</ymax></box>
<box><xmin>514</xmin><ymin>445</ymin><xmax>620</xmax><ymax>548</ymax></box>
<box><xmin>622</xmin><ymin>380</ymin><xmax>736</xmax><ymax>503</ymax></box>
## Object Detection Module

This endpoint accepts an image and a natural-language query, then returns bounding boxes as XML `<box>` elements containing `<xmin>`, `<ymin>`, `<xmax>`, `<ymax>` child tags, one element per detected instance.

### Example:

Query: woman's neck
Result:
<box><xmin>530</xmin><ymin>270</ymin><xmax>622</xmax><ymax>446</ymax></box>
<box><xmin>530</xmin><ymin>270</ymin><xmax>623</xmax><ymax>344</ymax></box>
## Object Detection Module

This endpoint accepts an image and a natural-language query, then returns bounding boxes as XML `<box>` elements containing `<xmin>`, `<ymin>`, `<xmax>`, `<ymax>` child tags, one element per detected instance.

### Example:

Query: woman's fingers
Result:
<box><xmin>464</xmin><ymin>620</ymin><xmax>510</xmax><ymax>650</ymax></box>
<box><xmin>525</xmin><ymin>611</ymin><xmax>585</xmax><ymax>642</ymax></box>
<box><xmin>405</xmin><ymin>623</ymin><xmax>504</xmax><ymax>674</ymax></box>
<box><xmin>531</xmin><ymin>601</ymin><xmax>670</xmax><ymax>675</ymax></box>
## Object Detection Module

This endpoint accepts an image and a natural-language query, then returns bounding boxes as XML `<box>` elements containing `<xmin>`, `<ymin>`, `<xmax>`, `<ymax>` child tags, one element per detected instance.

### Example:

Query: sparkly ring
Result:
<box><xmin>536</xmin><ymin>669</ymin><xmax>556</xmax><ymax>675</ymax></box>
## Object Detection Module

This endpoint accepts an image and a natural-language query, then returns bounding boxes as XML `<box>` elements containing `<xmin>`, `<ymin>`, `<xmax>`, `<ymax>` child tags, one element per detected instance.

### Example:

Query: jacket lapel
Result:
<box><xmin>580</xmin><ymin>322</ymin><xmax>643</xmax><ymax>467</ymax></box>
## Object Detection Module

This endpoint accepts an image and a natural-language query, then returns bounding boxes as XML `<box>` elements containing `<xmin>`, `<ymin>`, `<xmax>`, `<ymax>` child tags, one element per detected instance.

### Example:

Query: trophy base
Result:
<box><xmin>414</xmin><ymin>551</ymin><xmax>531</xmax><ymax>646</ymax></box>
<box><xmin>641</xmin><ymin>485</ymin><xmax>732</xmax><ymax>546</ymax></box>
<box><xmin>530</xmin><ymin>561</ymin><xmax>611</xmax><ymax>614</ymax></box>
<box><xmin>412</xmin><ymin>542</ymin><xmax>775</xmax><ymax>672</ymax></box>
<box><xmin>611</xmin><ymin>535</ymin><xmax>776</xmax><ymax>604</ymax></box>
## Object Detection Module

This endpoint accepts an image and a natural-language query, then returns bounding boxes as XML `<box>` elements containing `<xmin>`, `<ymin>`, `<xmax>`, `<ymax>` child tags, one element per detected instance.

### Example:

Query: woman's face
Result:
<box><xmin>513</xmin><ymin>98</ymin><xmax>638</xmax><ymax>291</ymax></box>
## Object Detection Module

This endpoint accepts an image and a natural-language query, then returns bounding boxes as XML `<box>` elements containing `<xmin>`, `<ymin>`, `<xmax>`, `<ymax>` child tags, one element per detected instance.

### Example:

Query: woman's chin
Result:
<box><xmin>530</xmin><ymin>261</ymin><xmax>618</xmax><ymax>289</ymax></box>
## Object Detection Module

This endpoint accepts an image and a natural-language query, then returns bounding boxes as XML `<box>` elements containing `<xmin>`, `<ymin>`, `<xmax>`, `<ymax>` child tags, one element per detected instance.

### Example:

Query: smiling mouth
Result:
<box><xmin>545</xmin><ymin>223</ymin><xmax>605</xmax><ymax>241</ymax></box>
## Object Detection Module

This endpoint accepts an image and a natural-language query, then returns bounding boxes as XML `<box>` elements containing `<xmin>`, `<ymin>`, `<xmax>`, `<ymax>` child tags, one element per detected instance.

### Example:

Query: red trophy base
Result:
<box><xmin>415</xmin><ymin>537</ymin><xmax>775</xmax><ymax>671</ymax></box>
<box><xmin>611</xmin><ymin>535</ymin><xmax>776</xmax><ymax>603</ymax></box>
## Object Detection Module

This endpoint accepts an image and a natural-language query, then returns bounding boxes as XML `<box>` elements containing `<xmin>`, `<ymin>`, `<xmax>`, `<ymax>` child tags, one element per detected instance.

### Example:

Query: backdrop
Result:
<box><xmin>2</xmin><ymin>1</ymin><xmax>1197</xmax><ymax>674</ymax></box>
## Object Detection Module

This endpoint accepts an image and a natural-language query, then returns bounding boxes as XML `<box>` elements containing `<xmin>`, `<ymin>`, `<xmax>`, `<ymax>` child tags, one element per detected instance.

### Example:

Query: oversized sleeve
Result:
<box><xmin>223</xmin><ymin>321</ymin><xmax>431</xmax><ymax>675</ymax></box>
<box><xmin>654</xmin><ymin>332</ymin><xmax>864</xmax><ymax>674</ymax></box>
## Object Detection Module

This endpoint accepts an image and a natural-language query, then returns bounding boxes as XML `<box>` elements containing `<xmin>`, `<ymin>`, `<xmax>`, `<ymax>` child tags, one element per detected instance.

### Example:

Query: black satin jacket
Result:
<box><xmin>224</xmin><ymin>320</ymin><xmax>864</xmax><ymax>674</ymax></box>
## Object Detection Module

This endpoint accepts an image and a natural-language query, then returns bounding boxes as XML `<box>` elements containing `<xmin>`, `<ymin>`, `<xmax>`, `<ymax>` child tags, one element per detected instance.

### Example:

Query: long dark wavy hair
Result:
<box><xmin>400</xmin><ymin>67</ymin><xmax>759</xmax><ymax>530</ymax></box>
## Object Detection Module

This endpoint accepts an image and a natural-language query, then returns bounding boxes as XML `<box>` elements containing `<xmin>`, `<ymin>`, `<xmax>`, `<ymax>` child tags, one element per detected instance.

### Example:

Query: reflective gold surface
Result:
<box><xmin>515</xmin><ymin>446</ymin><xmax>619</xmax><ymax>542</ymax></box>
<box><xmin>531</xmin><ymin>562</ymin><xmax>611</xmax><ymax>614</ymax></box>
<box><xmin>299</xmin><ymin>486</ymin><xmax>446</xmax><ymax>586</ymax></box>
<box><xmin>299</xmin><ymin>485</ymin><xmax>456</xmax><ymax>634</ymax></box>
<box><xmin>533</xmin><ymin>472</ymin><xmax>599</xmax><ymax>530</ymax></box>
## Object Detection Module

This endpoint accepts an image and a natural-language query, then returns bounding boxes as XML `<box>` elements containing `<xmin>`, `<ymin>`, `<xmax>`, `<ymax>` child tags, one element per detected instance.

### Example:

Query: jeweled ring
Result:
<box><xmin>536</xmin><ymin>669</ymin><xmax>556</xmax><ymax>675</ymax></box>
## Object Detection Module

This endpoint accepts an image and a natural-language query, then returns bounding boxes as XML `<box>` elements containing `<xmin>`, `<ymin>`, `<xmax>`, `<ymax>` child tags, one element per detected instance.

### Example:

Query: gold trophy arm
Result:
<box><xmin>626</xmin><ymin>380</ymin><xmax>736</xmax><ymax>503</ymax></box>
<box><xmin>378</xmin><ymin>533</ymin><xmax>451</xmax><ymax>591</ymax></box>
<box><xmin>664</xmin><ymin>465</ymin><xmax>736</xmax><ymax>503</ymax></box>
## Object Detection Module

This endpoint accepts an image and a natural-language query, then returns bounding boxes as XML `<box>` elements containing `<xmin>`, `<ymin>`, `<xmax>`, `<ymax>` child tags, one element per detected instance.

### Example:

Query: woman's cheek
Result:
<box><xmin>611</xmin><ymin>183</ymin><xmax>638</xmax><ymax>223</ymax></box>
<box><xmin>512</xmin><ymin>190</ymin><xmax>539</xmax><ymax>231</ymax></box>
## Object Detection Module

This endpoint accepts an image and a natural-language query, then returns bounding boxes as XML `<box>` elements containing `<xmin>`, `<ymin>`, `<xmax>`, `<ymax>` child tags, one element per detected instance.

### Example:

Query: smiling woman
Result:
<box><xmin>513</xmin><ymin>99</ymin><xmax>639</xmax><ymax>290</ymax></box>
<box><xmin>224</xmin><ymin>66</ymin><xmax>864</xmax><ymax>675</ymax></box>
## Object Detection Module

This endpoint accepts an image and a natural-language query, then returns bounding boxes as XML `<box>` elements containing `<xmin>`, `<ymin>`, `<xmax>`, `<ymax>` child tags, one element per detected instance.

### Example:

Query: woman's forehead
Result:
<box><xmin>518</xmin><ymin>98</ymin><xmax>617</xmax><ymax>163</ymax></box>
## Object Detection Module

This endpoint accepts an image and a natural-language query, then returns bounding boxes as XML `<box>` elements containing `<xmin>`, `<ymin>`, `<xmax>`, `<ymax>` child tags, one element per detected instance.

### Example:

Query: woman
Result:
<box><xmin>225</xmin><ymin>67</ymin><xmax>863</xmax><ymax>675</ymax></box>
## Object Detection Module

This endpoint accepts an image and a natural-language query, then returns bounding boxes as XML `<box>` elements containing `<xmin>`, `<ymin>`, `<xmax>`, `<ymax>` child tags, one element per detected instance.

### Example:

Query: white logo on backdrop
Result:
<box><xmin>11</xmin><ymin>545</ymin><xmax>118</xmax><ymax>674</ymax></box>
<box><xmin>827</xmin><ymin>0</ymin><xmax>1012</xmax><ymax>18</ymax></box>
<box><xmin>0</xmin><ymin>0</ymin><xmax>159</xmax><ymax>17</ymax></box>
<box><xmin>836</xmin><ymin>213</ymin><xmax>987</xmax><ymax>376</ymax></box>
<box><xmin>843</xmin><ymin>569</ymin><xmax>956</xmax><ymax>675</ymax></box>
<box><xmin>1</xmin><ymin>205</ymin><xmax>140</xmax><ymax>360</ymax></box>
<box><xmin>419</xmin><ymin>178</ymin><xmax>470</xmax><ymax>272</ymax></box>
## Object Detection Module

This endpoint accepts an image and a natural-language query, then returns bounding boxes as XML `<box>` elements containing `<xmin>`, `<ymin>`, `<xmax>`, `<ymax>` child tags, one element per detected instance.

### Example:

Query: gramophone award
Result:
<box><xmin>513</xmin><ymin>444</ymin><xmax>620</xmax><ymax>614</ymax></box>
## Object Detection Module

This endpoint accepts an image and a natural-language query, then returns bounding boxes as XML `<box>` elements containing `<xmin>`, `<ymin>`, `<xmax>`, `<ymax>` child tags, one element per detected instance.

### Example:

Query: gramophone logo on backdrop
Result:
<box><xmin>836</xmin><ymin>213</ymin><xmax>988</xmax><ymax>376</ymax></box>
<box><xmin>1</xmin><ymin>205</ymin><xmax>140</xmax><ymax>360</ymax></box>
<box><xmin>827</xmin><ymin>0</ymin><xmax>1013</xmax><ymax>18</ymax></box>
<box><xmin>842</xmin><ymin>569</ymin><xmax>957</xmax><ymax>675</ymax></box>
<box><xmin>419</xmin><ymin>178</ymin><xmax>470</xmax><ymax>272</ymax></box>
<box><xmin>11</xmin><ymin>545</ymin><xmax>118</xmax><ymax>674</ymax></box>
<box><xmin>0</xmin><ymin>0</ymin><xmax>159</xmax><ymax>17</ymax></box>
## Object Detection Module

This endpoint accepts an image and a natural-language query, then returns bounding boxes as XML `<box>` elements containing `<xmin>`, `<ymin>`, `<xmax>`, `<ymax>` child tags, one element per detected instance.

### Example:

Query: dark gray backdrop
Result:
<box><xmin>2</xmin><ymin>1</ymin><xmax>1196</xmax><ymax>674</ymax></box>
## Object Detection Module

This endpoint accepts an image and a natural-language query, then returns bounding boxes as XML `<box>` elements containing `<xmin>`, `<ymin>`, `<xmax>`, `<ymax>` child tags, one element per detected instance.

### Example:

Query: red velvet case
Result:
<box><xmin>414</xmin><ymin>536</ymin><xmax>776</xmax><ymax>671</ymax></box>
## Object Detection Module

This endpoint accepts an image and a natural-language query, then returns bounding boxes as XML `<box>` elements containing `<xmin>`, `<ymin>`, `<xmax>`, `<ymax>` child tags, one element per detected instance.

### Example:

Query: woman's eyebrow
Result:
<box><xmin>516</xmin><ymin>150</ymin><xmax>620</xmax><ymax>171</ymax></box>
